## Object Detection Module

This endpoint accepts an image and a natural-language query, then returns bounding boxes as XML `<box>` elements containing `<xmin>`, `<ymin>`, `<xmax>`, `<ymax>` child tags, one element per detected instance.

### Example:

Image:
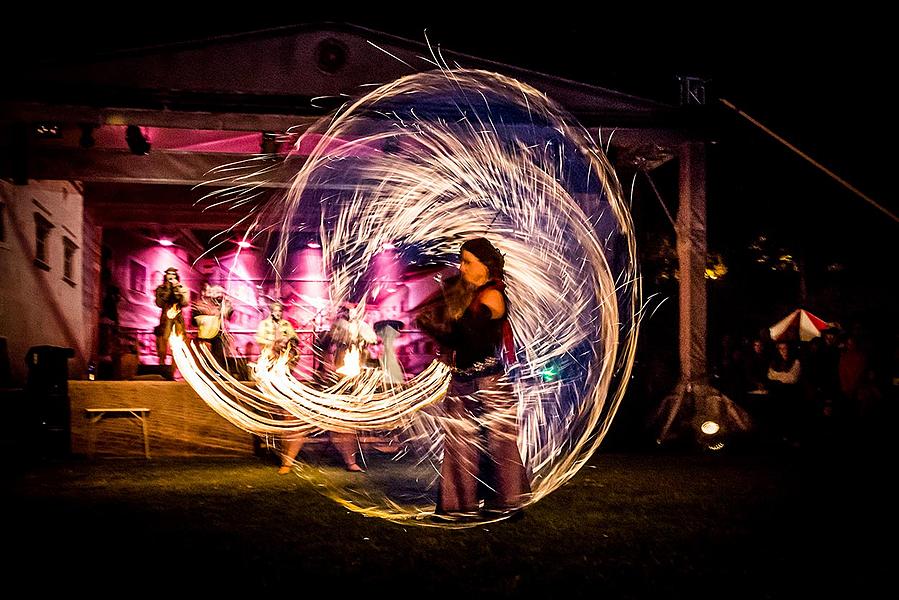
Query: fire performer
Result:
<box><xmin>416</xmin><ymin>237</ymin><xmax>530</xmax><ymax>518</ymax></box>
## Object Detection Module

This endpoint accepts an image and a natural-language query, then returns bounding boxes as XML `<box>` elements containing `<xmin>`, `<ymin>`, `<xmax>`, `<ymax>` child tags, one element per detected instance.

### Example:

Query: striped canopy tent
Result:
<box><xmin>769</xmin><ymin>309</ymin><xmax>834</xmax><ymax>342</ymax></box>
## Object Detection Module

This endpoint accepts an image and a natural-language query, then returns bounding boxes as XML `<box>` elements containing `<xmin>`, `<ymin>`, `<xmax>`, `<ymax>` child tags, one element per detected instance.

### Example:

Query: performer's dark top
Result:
<box><xmin>451</xmin><ymin>281</ymin><xmax>508</xmax><ymax>373</ymax></box>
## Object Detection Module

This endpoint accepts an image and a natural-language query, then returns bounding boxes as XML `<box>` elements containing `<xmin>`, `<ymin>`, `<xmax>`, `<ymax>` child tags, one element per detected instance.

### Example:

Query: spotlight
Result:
<box><xmin>126</xmin><ymin>125</ymin><xmax>151</xmax><ymax>155</ymax></box>
<box><xmin>158</xmin><ymin>239</ymin><xmax>173</xmax><ymax>247</ymax></box>
<box><xmin>261</xmin><ymin>132</ymin><xmax>279</xmax><ymax>154</ymax></box>
<box><xmin>700</xmin><ymin>421</ymin><xmax>720</xmax><ymax>435</ymax></box>
<box><xmin>307</xmin><ymin>241</ymin><xmax>321</xmax><ymax>249</ymax></box>
<box><xmin>236</xmin><ymin>240</ymin><xmax>252</xmax><ymax>249</ymax></box>
<box><xmin>316</xmin><ymin>38</ymin><xmax>347</xmax><ymax>74</ymax></box>
<box><xmin>699</xmin><ymin>420</ymin><xmax>725</xmax><ymax>451</ymax></box>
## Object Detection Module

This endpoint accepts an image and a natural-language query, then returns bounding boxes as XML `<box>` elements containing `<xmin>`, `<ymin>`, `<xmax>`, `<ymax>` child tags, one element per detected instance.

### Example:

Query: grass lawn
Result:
<box><xmin>3</xmin><ymin>445</ymin><xmax>887</xmax><ymax>597</ymax></box>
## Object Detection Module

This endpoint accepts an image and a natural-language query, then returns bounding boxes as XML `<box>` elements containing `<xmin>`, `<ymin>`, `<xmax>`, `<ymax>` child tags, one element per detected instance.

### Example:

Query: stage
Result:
<box><xmin>69</xmin><ymin>381</ymin><xmax>256</xmax><ymax>457</ymax></box>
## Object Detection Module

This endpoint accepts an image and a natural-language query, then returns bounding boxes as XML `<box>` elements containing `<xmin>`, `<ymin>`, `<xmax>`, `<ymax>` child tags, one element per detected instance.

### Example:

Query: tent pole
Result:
<box><xmin>676</xmin><ymin>141</ymin><xmax>708</xmax><ymax>385</ymax></box>
<box><xmin>655</xmin><ymin>142</ymin><xmax>752</xmax><ymax>445</ymax></box>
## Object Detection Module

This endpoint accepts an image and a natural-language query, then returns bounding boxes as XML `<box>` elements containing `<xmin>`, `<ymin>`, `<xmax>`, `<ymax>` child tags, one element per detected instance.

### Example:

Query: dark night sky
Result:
<box><xmin>7</xmin><ymin>7</ymin><xmax>892</xmax><ymax>203</ymax></box>
<box><xmin>4</xmin><ymin>7</ymin><xmax>896</xmax><ymax>320</ymax></box>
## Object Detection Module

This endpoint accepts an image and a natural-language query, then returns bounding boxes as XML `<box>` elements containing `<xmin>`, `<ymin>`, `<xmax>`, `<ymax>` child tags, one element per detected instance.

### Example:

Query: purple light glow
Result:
<box><xmin>295</xmin><ymin>132</ymin><xmax>380</xmax><ymax>158</ymax></box>
<box><xmin>90</xmin><ymin>126</ymin><xmax>280</xmax><ymax>154</ymax></box>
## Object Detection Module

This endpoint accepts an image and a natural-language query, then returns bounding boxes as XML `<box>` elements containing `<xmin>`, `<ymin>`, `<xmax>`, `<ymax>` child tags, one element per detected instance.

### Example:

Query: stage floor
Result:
<box><xmin>69</xmin><ymin>381</ymin><xmax>256</xmax><ymax>457</ymax></box>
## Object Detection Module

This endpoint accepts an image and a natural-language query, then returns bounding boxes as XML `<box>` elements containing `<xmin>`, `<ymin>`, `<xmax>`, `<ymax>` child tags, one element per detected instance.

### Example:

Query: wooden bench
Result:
<box><xmin>84</xmin><ymin>408</ymin><xmax>151</xmax><ymax>459</ymax></box>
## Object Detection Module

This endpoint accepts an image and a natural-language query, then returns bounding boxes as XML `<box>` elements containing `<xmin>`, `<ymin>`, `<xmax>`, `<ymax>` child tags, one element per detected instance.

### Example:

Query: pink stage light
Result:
<box><xmin>294</xmin><ymin>132</ymin><xmax>380</xmax><ymax>158</ymax></box>
<box><xmin>158</xmin><ymin>239</ymin><xmax>174</xmax><ymax>247</ymax></box>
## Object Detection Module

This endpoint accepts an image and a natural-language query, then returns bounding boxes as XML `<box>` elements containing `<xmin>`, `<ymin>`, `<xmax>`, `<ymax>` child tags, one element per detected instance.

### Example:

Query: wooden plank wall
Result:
<box><xmin>69</xmin><ymin>381</ymin><xmax>256</xmax><ymax>457</ymax></box>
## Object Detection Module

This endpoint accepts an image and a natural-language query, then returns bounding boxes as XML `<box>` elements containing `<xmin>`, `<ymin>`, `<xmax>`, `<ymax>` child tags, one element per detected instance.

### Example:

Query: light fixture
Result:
<box><xmin>236</xmin><ymin>240</ymin><xmax>252</xmax><ymax>249</ymax></box>
<box><xmin>158</xmin><ymin>239</ymin><xmax>174</xmax><ymax>247</ymax></box>
<box><xmin>34</xmin><ymin>123</ymin><xmax>62</xmax><ymax>138</ymax></box>
<box><xmin>126</xmin><ymin>125</ymin><xmax>151</xmax><ymax>155</ymax></box>
<box><xmin>699</xmin><ymin>420</ymin><xmax>725</xmax><ymax>451</ymax></box>
<box><xmin>307</xmin><ymin>241</ymin><xmax>321</xmax><ymax>249</ymax></box>
<box><xmin>316</xmin><ymin>38</ymin><xmax>347</xmax><ymax>74</ymax></box>
<box><xmin>700</xmin><ymin>421</ymin><xmax>720</xmax><ymax>435</ymax></box>
<box><xmin>261</xmin><ymin>132</ymin><xmax>278</xmax><ymax>154</ymax></box>
<box><xmin>79</xmin><ymin>124</ymin><xmax>96</xmax><ymax>148</ymax></box>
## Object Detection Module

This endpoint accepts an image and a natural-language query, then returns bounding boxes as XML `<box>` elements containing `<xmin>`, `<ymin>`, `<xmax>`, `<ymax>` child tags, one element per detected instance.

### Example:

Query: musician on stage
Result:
<box><xmin>153</xmin><ymin>267</ymin><xmax>189</xmax><ymax>366</ymax></box>
<box><xmin>255</xmin><ymin>300</ymin><xmax>300</xmax><ymax>366</ymax></box>
<box><xmin>191</xmin><ymin>283</ymin><xmax>233</xmax><ymax>368</ymax></box>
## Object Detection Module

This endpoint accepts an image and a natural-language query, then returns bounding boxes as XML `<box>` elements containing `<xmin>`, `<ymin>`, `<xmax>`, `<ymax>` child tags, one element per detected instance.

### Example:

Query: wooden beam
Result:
<box><xmin>24</xmin><ymin>147</ymin><xmax>305</xmax><ymax>186</ymax></box>
<box><xmin>1</xmin><ymin>101</ymin><xmax>320</xmax><ymax>133</ymax></box>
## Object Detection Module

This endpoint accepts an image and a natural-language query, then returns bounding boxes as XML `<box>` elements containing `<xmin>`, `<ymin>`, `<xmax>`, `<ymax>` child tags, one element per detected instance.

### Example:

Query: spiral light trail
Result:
<box><xmin>183</xmin><ymin>67</ymin><xmax>639</xmax><ymax>527</ymax></box>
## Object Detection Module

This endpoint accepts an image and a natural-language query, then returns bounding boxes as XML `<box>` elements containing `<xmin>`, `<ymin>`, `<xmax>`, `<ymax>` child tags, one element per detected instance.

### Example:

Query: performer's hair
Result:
<box><xmin>461</xmin><ymin>237</ymin><xmax>504</xmax><ymax>279</ymax></box>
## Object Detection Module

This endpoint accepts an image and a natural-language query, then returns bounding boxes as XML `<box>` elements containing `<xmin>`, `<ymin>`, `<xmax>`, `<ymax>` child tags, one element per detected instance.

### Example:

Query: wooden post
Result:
<box><xmin>676</xmin><ymin>141</ymin><xmax>708</xmax><ymax>384</ymax></box>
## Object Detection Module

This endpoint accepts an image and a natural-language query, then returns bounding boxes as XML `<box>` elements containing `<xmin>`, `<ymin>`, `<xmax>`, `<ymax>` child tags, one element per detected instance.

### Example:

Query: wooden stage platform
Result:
<box><xmin>69</xmin><ymin>381</ymin><xmax>256</xmax><ymax>458</ymax></box>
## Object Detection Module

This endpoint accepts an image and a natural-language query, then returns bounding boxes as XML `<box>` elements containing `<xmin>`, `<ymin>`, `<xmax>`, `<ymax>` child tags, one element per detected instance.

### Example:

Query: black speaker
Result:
<box><xmin>25</xmin><ymin>346</ymin><xmax>74</xmax><ymax>456</ymax></box>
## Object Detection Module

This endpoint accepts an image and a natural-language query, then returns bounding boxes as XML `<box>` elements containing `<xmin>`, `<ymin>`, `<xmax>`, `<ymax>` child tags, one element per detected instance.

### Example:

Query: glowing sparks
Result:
<box><xmin>171</xmin><ymin>332</ymin><xmax>450</xmax><ymax>435</ymax></box>
<box><xmin>336</xmin><ymin>346</ymin><xmax>362</xmax><ymax>378</ymax></box>
<box><xmin>185</xmin><ymin>66</ymin><xmax>640</xmax><ymax>526</ymax></box>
